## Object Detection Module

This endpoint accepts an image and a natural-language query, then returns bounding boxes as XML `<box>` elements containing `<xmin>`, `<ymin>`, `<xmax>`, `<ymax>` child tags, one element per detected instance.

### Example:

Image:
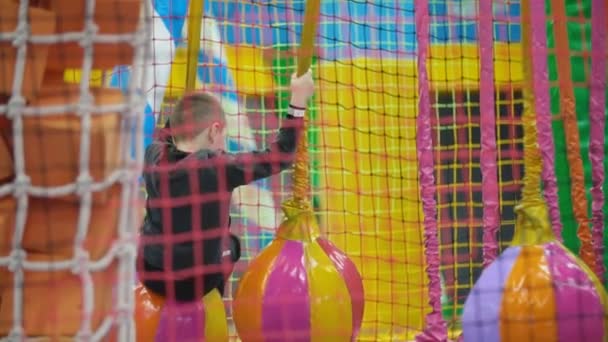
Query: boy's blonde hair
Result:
<box><xmin>169</xmin><ymin>92</ymin><xmax>225</xmax><ymax>142</ymax></box>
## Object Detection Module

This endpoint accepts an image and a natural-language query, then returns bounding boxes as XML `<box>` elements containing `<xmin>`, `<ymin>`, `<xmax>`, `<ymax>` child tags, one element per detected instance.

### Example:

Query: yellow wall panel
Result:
<box><xmin>314</xmin><ymin>43</ymin><xmax>521</xmax><ymax>341</ymax></box>
<box><xmin>316</xmin><ymin>58</ymin><xmax>427</xmax><ymax>341</ymax></box>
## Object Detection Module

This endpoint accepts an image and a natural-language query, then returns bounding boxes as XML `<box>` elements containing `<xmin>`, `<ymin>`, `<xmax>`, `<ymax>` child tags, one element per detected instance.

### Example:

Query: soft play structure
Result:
<box><xmin>0</xmin><ymin>0</ymin><xmax>607</xmax><ymax>341</ymax></box>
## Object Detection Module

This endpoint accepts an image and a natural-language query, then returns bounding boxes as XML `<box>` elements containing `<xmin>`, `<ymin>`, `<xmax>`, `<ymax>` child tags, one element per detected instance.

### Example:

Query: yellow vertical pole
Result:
<box><xmin>284</xmin><ymin>0</ymin><xmax>321</xmax><ymax>212</ymax></box>
<box><xmin>185</xmin><ymin>0</ymin><xmax>204</xmax><ymax>92</ymax></box>
<box><xmin>519</xmin><ymin>0</ymin><xmax>542</xmax><ymax>201</ymax></box>
<box><xmin>510</xmin><ymin>0</ymin><xmax>554</xmax><ymax>246</ymax></box>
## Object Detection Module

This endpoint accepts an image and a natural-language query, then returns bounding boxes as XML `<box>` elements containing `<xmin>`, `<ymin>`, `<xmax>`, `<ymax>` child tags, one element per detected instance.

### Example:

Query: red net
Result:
<box><xmin>0</xmin><ymin>0</ymin><xmax>606</xmax><ymax>341</ymax></box>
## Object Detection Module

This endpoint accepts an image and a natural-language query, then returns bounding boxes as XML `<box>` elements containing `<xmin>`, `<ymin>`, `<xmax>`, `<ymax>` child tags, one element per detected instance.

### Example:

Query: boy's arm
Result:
<box><xmin>223</xmin><ymin>107</ymin><xmax>306</xmax><ymax>189</ymax></box>
<box><xmin>221</xmin><ymin>69</ymin><xmax>313</xmax><ymax>189</ymax></box>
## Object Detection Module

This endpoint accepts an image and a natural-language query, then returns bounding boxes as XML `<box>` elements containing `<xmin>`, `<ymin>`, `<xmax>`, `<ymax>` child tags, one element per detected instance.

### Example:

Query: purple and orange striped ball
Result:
<box><xmin>462</xmin><ymin>242</ymin><xmax>608</xmax><ymax>342</ymax></box>
<box><xmin>233</xmin><ymin>237</ymin><xmax>364</xmax><ymax>342</ymax></box>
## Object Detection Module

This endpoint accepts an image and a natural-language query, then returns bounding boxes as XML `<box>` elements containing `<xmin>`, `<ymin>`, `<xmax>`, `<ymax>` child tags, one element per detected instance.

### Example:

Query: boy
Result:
<box><xmin>139</xmin><ymin>70</ymin><xmax>315</xmax><ymax>302</ymax></box>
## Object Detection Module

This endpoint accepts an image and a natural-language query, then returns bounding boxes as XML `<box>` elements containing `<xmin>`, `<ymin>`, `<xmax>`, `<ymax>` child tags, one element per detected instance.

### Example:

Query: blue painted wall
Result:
<box><xmin>208</xmin><ymin>0</ymin><xmax>521</xmax><ymax>59</ymax></box>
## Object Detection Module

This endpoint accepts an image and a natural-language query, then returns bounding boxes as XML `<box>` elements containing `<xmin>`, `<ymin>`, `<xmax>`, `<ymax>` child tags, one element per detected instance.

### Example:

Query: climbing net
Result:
<box><xmin>0</xmin><ymin>0</ymin><xmax>150</xmax><ymax>340</ymax></box>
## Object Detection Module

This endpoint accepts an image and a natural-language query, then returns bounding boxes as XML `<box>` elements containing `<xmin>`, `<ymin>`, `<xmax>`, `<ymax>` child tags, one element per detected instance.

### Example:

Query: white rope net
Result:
<box><xmin>0</xmin><ymin>0</ymin><xmax>151</xmax><ymax>340</ymax></box>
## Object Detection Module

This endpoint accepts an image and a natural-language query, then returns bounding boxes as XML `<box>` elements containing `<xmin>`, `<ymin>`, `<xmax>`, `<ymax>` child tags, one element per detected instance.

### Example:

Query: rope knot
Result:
<box><xmin>12</xmin><ymin>174</ymin><xmax>30</xmax><ymax>198</ymax></box>
<box><xmin>12</xmin><ymin>22</ymin><xmax>28</xmax><ymax>47</ymax></box>
<box><xmin>80</xmin><ymin>22</ymin><xmax>99</xmax><ymax>48</ymax></box>
<box><xmin>71</xmin><ymin>248</ymin><xmax>91</xmax><ymax>274</ymax></box>
<box><xmin>7</xmin><ymin>327</ymin><xmax>24</xmax><ymax>342</ymax></box>
<box><xmin>75</xmin><ymin>173</ymin><xmax>94</xmax><ymax>197</ymax></box>
<box><xmin>6</xmin><ymin>96</ymin><xmax>25</xmax><ymax>119</ymax></box>
<box><xmin>8</xmin><ymin>248</ymin><xmax>26</xmax><ymax>272</ymax></box>
<box><xmin>77</xmin><ymin>92</ymin><xmax>95</xmax><ymax>115</ymax></box>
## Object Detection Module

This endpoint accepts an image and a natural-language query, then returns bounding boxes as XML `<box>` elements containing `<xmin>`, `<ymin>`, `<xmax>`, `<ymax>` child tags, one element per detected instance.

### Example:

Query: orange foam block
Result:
<box><xmin>0</xmin><ymin>123</ymin><xmax>12</xmax><ymax>184</ymax></box>
<box><xmin>45</xmin><ymin>0</ymin><xmax>142</xmax><ymax>72</ymax></box>
<box><xmin>0</xmin><ymin>1</ymin><xmax>56</xmax><ymax>99</ymax></box>
<box><xmin>0</xmin><ymin>257</ymin><xmax>118</xmax><ymax>339</ymax></box>
<box><xmin>0</xmin><ymin>187</ymin><xmax>123</xmax><ymax>339</ymax></box>
<box><xmin>24</xmin><ymin>85</ymin><xmax>124</xmax><ymax>203</ymax></box>
<box><xmin>0</xmin><ymin>185</ymin><xmax>122</xmax><ymax>260</ymax></box>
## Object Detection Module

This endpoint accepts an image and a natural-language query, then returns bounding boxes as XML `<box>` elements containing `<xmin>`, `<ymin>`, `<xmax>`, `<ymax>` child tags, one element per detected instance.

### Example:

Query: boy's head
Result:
<box><xmin>169</xmin><ymin>92</ymin><xmax>226</xmax><ymax>152</ymax></box>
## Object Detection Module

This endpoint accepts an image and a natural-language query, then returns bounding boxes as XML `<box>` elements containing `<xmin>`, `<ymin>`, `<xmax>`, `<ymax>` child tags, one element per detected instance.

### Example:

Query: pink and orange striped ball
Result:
<box><xmin>233</xmin><ymin>236</ymin><xmax>364</xmax><ymax>341</ymax></box>
<box><xmin>462</xmin><ymin>242</ymin><xmax>607</xmax><ymax>342</ymax></box>
<box><xmin>133</xmin><ymin>284</ymin><xmax>229</xmax><ymax>341</ymax></box>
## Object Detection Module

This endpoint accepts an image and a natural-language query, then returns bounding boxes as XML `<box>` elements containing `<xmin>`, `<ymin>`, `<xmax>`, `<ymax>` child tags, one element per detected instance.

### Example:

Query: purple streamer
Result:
<box><xmin>528</xmin><ymin>0</ymin><xmax>563</xmax><ymax>239</ymax></box>
<box><xmin>413</xmin><ymin>0</ymin><xmax>448</xmax><ymax>341</ymax></box>
<box><xmin>589</xmin><ymin>0</ymin><xmax>607</xmax><ymax>283</ymax></box>
<box><xmin>478</xmin><ymin>0</ymin><xmax>500</xmax><ymax>267</ymax></box>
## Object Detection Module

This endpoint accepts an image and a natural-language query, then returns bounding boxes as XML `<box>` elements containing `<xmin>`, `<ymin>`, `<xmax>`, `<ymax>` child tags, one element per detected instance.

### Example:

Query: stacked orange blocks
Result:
<box><xmin>0</xmin><ymin>0</ymin><xmax>140</xmax><ymax>339</ymax></box>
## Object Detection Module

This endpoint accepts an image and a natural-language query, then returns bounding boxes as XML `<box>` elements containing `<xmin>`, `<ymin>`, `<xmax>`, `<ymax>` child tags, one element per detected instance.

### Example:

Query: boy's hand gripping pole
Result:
<box><xmin>281</xmin><ymin>0</ymin><xmax>322</xmax><ymax>222</ymax></box>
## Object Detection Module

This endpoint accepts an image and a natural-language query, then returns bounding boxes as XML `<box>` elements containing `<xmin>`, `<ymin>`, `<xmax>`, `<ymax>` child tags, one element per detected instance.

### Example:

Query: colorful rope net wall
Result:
<box><xmin>432</xmin><ymin>0</ymin><xmax>608</xmax><ymax>332</ymax></box>
<box><xmin>0</xmin><ymin>0</ymin><xmax>149</xmax><ymax>340</ymax></box>
<box><xmin>146</xmin><ymin>0</ymin><xmax>607</xmax><ymax>340</ymax></box>
<box><xmin>0</xmin><ymin>0</ymin><xmax>606</xmax><ymax>341</ymax></box>
<box><xmin>141</xmin><ymin>0</ymin><xmax>606</xmax><ymax>340</ymax></box>
<box><xmin>430</xmin><ymin>1</ymin><xmax>525</xmax><ymax>327</ymax></box>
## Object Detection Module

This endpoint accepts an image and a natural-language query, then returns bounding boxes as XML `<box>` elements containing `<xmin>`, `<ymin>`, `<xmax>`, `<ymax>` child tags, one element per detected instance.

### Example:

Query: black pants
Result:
<box><xmin>141</xmin><ymin>235</ymin><xmax>241</xmax><ymax>302</ymax></box>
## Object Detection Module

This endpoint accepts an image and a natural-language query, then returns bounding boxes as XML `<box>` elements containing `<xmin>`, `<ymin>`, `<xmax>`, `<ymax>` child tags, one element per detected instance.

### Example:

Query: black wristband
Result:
<box><xmin>289</xmin><ymin>103</ymin><xmax>306</xmax><ymax>110</ymax></box>
<box><xmin>288</xmin><ymin>104</ymin><xmax>306</xmax><ymax>117</ymax></box>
